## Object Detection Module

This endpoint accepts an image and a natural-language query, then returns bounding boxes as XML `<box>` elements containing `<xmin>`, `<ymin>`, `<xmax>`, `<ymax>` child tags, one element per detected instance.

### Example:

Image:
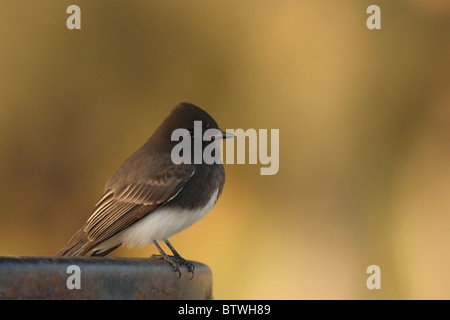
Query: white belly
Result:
<box><xmin>96</xmin><ymin>188</ymin><xmax>219</xmax><ymax>251</ymax></box>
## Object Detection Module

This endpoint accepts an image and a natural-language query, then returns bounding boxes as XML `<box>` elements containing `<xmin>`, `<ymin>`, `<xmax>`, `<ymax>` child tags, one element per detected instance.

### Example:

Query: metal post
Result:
<box><xmin>0</xmin><ymin>256</ymin><xmax>213</xmax><ymax>299</ymax></box>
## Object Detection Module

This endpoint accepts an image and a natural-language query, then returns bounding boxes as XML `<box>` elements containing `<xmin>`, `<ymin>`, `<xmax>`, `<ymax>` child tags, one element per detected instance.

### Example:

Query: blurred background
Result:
<box><xmin>0</xmin><ymin>0</ymin><xmax>449</xmax><ymax>299</ymax></box>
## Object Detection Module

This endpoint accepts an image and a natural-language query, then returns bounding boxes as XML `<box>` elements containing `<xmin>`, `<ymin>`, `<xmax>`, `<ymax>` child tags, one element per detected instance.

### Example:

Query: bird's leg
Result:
<box><xmin>151</xmin><ymin>240</ymin><xmax>181</xmax><ymax>278</ymax></box>
<box><xmin>164</xmin><ymin>239</ymin><xmax>195</xmax><ymax>279</ymax></box>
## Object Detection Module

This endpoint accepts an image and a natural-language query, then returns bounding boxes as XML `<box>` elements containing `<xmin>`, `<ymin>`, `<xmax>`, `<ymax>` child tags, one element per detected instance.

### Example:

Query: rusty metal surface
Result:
<box><xmin>0</xmin><ymin>256</ymin><xmax>213</xmax><ymax>300</ymax></box>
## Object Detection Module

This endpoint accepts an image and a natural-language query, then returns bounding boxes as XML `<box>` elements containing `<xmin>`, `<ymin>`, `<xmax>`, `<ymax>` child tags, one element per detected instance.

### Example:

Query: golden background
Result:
<box><xmin>0</xmin><ymin>0</ymin><xmax>449</xmax><ymax>299</ymax></box>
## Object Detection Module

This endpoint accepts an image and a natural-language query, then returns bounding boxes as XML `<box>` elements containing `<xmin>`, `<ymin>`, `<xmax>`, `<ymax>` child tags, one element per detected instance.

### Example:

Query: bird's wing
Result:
<box><xmin>84</xmin><ymin>164</ymin><xmax>195</xmax><ymax>245</ymax></box>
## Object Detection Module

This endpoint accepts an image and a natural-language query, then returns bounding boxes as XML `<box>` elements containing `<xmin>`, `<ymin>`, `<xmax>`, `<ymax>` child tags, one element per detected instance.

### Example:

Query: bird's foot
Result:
<box><xmin>151</xmin><ymin>254</ymin><xmax>195</xmax><ymax>279</ymax></box>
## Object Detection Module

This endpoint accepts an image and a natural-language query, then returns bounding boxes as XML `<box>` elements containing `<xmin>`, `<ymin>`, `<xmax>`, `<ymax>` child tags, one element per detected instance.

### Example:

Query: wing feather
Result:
<box><xmin>83</xmin><ymin>164</ymin><xmax>194</xmax><ymax>246</ymax></box>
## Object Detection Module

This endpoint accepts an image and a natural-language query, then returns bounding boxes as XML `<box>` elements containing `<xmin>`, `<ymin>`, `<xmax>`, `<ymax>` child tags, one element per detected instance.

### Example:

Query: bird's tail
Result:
<box><xmin>56</xmin><ymin>227</ymin><xmax>90</xmax><ymax>256</ymax></box>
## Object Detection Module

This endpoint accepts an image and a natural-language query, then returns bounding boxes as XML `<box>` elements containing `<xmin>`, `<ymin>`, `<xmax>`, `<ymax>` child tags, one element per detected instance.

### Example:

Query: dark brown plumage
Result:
<box><xmin>57</xmin><ymin>102</ymin><xmax>230</xmax><ymax>262</ymax></box>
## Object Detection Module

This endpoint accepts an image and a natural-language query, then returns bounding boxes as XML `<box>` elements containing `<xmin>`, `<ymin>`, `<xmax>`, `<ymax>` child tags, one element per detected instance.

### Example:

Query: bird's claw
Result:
<box><xmin>151</xmin><ymin>254</ymin><xmax>195</xmax><ymax>279</ymax></box>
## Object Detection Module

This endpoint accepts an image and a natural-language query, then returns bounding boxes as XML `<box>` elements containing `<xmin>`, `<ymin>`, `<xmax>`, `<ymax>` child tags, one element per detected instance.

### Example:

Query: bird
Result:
<box><xmin>57</xmin><ymin>102</ymin><xmax>233</xmax><ymax>278</ymax></box>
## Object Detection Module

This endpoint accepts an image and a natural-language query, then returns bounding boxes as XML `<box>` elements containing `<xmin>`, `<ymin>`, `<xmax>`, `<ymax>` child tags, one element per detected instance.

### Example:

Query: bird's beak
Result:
<box><xmin>203</xmin><ymin>129</ymin><xmax>235</xmax><ymax>141</ymax></box>
<box><xmin>221</xmin><ymin>131</ymin><xmax>235</xmax><ymax>139</ymax></box>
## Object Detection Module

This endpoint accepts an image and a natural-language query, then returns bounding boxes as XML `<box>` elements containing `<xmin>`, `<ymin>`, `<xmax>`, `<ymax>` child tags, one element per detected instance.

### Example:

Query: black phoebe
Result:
<box><xmin>57</xmin><ymin>102</ymin><xmax>233</xmax><ymax>277</ymax></box>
